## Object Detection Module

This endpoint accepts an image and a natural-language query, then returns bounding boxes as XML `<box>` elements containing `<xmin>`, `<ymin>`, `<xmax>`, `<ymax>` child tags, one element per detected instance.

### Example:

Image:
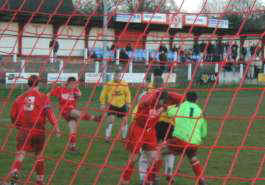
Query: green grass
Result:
<box><xmin>0</xmin><ymin>86</ymin><xmax>264</xmax><ymax>185</ymax></box>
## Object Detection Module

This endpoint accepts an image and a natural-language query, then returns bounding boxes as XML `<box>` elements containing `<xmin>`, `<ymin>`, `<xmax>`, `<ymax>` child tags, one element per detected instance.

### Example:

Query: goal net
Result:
<box><xmin>0</xmin><ymin>0</ymin><xmax>264</xmax><ymax>185</ymax></box>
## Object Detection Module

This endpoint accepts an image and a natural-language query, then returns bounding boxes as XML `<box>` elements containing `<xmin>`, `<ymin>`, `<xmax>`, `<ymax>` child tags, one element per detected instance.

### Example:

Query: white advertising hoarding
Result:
<box><xmin>184</xmin><ymin>15</ymin><xmax>208</xmax><ymax>27</ymax></box>
<box><xmin>142</xmin><ymin>13</ymin><xmax>167</xmax><ymax>24</ymax></box>
<box><xmin>85</xmin><ymin>73</ymin><xmax>103</xmax><ymax>83</ymax></box>
<box><xmin>208</xmin><ymin>19</ymin><xmax>229</xmax><ymax>29</ymax></box>
<box><xmin>161</xmin><ymin>73</ymin><xmax>176</xmax><ymax>83</ymax></box>
<box><xmin>116</xmin><ymin>14</ymin><xmax>141</xmax><ymax>23</ymax></box>
<box><xmin>123</xmin><ymin>73</ymin><xmax>146</xmax><ymax>83</ymax></box>
<box><xmin>47</xmin><ymin>73</ymin><xmax>78</xmax><ymax>84</ymax></box>
<box><xmin>85</xmin><ymin>73</ymin><xmax>176</xmax><ymax>83</ymax></box>
<box><xmin>168</xmin><ymin>14</ymin><xmax>182</xmax><ymax>29</ymax></box>
<box><xmin>6</xmin><ymin>73</ymin><xmax>39</xmax><ymax>84</ymax></box>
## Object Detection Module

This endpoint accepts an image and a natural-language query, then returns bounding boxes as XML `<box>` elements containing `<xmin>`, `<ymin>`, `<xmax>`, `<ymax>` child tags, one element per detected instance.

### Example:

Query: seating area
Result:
<box><xmin>89</xmin><ymin>48</ymin><xmax>177</xmax><ymax>62</ymax></box>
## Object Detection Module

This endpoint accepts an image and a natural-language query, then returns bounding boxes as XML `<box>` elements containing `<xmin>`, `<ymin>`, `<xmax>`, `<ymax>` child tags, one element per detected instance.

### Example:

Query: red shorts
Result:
<box><xmin>16</xmin><ymin>130</ymin><xmax>45</xmax><ymax>154</ymax></box>
<box><xmin>125</xmin><ymin>123</ymin><xmax>158</xmax><ymax>154</ymax></box>
<box><xmin>167</xmin><ymin>137</ymin><xmax>198</xmax><ymax>158</ymax></box>
<box><xmin>61</xmin><ymin>107</ymin><xmax>75</xmax><ymax>121</ymax></box>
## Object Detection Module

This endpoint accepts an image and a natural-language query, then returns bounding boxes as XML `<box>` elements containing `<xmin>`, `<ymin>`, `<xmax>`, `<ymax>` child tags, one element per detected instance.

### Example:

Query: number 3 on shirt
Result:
<box><xmin>189</xmin><ymin>107</ymin><xmax>194</xmax><ymax>117</ymax></box>
<box><xmin>24</xmin><ymin>96</ymin><xmax>35</xmax><ymax>111</ymax></box>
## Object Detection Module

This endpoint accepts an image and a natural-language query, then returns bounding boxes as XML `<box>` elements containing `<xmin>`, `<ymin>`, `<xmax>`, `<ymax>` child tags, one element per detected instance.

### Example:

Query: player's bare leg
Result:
<box><xmin>144</xmin><ymin>150</ymin><xmax>162</xmax><ymax>185</ymax></box>
<box><xmin>70</xmin><ymin>109</ymin><xmax>95</xmax><ymax>121</ymax></box>
<box><xmin>67</xmin><ymin>109</ymin><xmax>95</xmax><ymax>153</ymax></box>
<box><xmin>120</xmin><ymin>153</ymin><xmax>139</xmax><ymax>185</ymax></box>
<box><xmin>105</xmin><ymin>115</ymin><xmax>115</xmax><ymax>142</ymax></box>
<box><xmin>138</xmin><ymin>151</ymin><xmax>148</xmax><ymax>184</ymax></box>
<box><xmin>188</xmin><ymin>156</ymin><xmax>207</xmax><ymax>185</ymax></box>
<box><xmin>164</xmin><ymin>153</ymin><xmax>175</xmax><ymax>183</ymax></box>
<box><xmin>121</xmin><ymin>116</ymin><xmax>128</xmax><ymax>140</ymax></box>
<box><xmin>68</xmin><ymin>119</ymin><xmax>78</xmax><ymax>153</ymax></box>
<box><xmin>35</xmin><ymin>153</ymin><xmax>45</xmax><ymax>185</ymax></box>
<box><xmin>161</xmin><ymin>146</ymin><xmax>176</xmax><ymax>183</ymax></box>
<box><xmin>4</xmin><ymin>151</ymin><xmax>26</xmax><ymax>184</ymax></box>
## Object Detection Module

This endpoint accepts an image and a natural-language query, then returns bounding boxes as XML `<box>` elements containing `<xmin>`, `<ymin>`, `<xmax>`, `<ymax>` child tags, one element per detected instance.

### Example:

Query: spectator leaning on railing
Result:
<box><xmin>49</xmin><ymin>38</ymin><xmax>59</xmax><ymax>61</ymax></box>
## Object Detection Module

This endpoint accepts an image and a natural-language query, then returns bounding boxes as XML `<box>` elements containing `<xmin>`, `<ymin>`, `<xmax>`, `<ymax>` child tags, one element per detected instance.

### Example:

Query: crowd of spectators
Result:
<box><xmin>89</xmin><ymin>41</ymin><xmax>262</xmax><ymax>64</ymax></box>
<box><xmin>87</xmin><ymin>40</ymin><xmax>263</xmax><ymax>78</ymax></box>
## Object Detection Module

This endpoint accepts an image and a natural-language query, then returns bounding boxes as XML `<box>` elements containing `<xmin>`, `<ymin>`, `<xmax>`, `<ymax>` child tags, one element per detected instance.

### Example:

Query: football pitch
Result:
<box><xmin>0</xmin><ymin>85</ymin><xmax>264</xmax><ymax>185</ymax></box>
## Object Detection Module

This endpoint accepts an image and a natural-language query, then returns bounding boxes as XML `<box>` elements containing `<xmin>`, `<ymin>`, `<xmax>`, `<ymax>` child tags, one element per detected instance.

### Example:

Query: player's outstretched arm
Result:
<box><xmin>46</xmin><ymin>107</ymin><xmax>61</xmax><ymax>137</ymax></box>
<box><xmin>99</xmin><ymin>83</ymin><xmax>109</xmax><ymax>107</ymax></box>
<box><xmin>10</xmin><ymin>100</ymin><xmax>21</xmax><ymax>129</ymax></box>
<box><xmin>10</xmin><ymin>101</ymin><xmax>18</xmax><ymax>124</ymax></box>
<box><xmin>73</xmin><ymin>87</ymin><xmax>82</xmax><ymax>99</ymax></box>
<box><xmin>125</xmin><ymin>83</ymin><xmax>131</xmax><ymax>110</ymax></box>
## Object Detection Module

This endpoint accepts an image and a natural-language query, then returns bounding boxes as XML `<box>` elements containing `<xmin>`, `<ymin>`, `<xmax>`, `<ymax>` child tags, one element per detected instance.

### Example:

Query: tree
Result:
<box><xmin>200</xmin><ymin>0</ymin><xmax>265</xmax><ymax>32</ymax></box>
<box><xmin>118</xmin><ymin>0</ymin><xmax>175</xmax><ymax>13</ymax></box>
<box><xmin>72</xmin><ymin>0</ymin><xmax>177</xmax><ymax>14</ymax></box>
<box><xmin>200</xmin><ymin>0</ymin><xmax>227</xmax><ymax>17</ymax></box>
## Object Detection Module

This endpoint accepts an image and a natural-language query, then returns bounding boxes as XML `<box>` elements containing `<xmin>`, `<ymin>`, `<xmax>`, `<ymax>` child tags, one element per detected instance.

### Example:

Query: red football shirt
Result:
<box><xmin>10</xmin><ymin>88</ymin><xmax>56</xmax><ymax>134</ymax></box>
<box><xmin>50</xmin><ymin>86</ymin><xmax>81</xmax><ymax>112</ymax></box>
<box><xmin>134</xmin><ymin>90</ymin><xmax>184</xmax><ymax>129</ymax></box>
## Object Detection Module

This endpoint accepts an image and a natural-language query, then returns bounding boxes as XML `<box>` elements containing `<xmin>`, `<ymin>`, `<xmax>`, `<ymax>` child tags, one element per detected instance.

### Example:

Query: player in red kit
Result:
<box><xmin>49</xmin><ymin>77</ymin><xmax>99</xmax><ymax>153</ymax></box>
<box><xmin>4</xmin><ymin>75</ymin><xmax>60</xmax><ymax>185</ymax></box>
<box><xmin>120</xmin><ymin>89</ymin><xmax>183</xmax><ymax>185</ymax></box>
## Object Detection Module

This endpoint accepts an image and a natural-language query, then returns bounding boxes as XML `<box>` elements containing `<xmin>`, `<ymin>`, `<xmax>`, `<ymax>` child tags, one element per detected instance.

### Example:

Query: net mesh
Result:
<box><xmin>0</xmin><ymin>0</ymin><xmax>265</xmax><ymax>185</ymax></box>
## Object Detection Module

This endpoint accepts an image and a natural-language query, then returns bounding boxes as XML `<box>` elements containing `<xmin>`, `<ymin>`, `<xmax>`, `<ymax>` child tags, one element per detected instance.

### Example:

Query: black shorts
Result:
<box><xmin>155</xmin><ymin>121</ymin><xmax>175</xmax><ymax>142</ymax></box>
<box><xmin>107</xmin><ymin>105</ymin><xmax>127</xmax><ymax>118</ymax></box>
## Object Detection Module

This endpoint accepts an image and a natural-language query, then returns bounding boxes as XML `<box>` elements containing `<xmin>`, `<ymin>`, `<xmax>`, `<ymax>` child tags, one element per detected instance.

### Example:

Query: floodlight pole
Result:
<box><xmin>102</xmin><ymin>0</ymin><xmax>108</xmax><ymax>82</ymax></box>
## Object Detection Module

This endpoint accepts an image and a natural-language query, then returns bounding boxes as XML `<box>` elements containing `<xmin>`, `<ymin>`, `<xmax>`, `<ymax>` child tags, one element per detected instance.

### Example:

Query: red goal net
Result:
<box><xmin>0</xmin><ymin>0</ymin><xmax>265</xmax><ymax>185</ymax></box>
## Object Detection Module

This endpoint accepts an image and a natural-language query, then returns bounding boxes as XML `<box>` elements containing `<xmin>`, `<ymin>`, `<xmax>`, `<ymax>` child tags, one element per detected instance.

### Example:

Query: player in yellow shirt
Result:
<box><xmin>100</xmin><ymin>69</ymin><xmax>131</xmax><ymax>142</ymax></box>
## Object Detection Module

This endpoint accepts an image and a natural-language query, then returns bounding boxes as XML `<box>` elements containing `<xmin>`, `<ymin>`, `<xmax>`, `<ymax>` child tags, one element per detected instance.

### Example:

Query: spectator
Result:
<box><xmin>49</xmin><ymin>38</ymin><xmax>59</xmax><ymax>59</ymax></box>
<box><xmin>159</xmin><ymin>44</ymin><xmax>168</xmax><ymax>53</ymax></box>
<box><xmin>111</xmin><ymin>43</ymin><xmax>116</xmax><ymax>51</ymax></box>
<box><xmin>119</xmin><ymin>49</ymin><xmax>129</xmax><ymax>64</ymax></box>
<box><xmin>125</xmin><ymin>43</ymin><xmax>133</xmax><ymax>52</ymax></box>
<box><xmin>199</xmin><ymin>41</ymin><xmax>206</xmax><ymax>53</ymax></box>
<box><xmin>159</xmin><ymin>50</ymin><xmax>168</xmax><ymax>72</ymax></box>
<box><xmin>206</xmin><ymin>42</ymin><xmax>214</xmax><ymax>62</ymax></box>
<box><xmin>240</xmin><ymin>46</ymin><xmax>247</xmax><ymax>62</ymax></box>
<box><xmin>171</xmin><ymin>44</ymin><xmax>178</xmax><ymax>52</ymax></box>
<box><xmin>250</xmin><ymin>43</ymin><xmax>256</xmax><ymax>56</ymax></box>
<box><xmin>216</xmin><ymin>41</ymin><xmax>224</xmax><ymax>62</ymax></box>
<box><xmin>110</xmin><ymin>44</ymin><xmax>117</xmax><ymax>63</ymax></box>
<box><xmin>193</xmin><ymin>41</ymin><xmax>200</xmax><ymax>62</ymax></box>
<box><xmin>179</xmin><ymin>47</ymin><xmax>186</xmax><ymax>63</ymax></box>
<box><xmin>231</xmin><ymin>42</ymin><xmax>238</xmax><ymax>62</ymax></box>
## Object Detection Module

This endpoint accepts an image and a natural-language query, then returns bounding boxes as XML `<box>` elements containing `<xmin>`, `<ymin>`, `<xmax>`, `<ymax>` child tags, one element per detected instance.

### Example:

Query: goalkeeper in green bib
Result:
<box><xmin>167</xmin><ymin>91</ymin><xmax>207</xmax><ymax>185</ymax></box>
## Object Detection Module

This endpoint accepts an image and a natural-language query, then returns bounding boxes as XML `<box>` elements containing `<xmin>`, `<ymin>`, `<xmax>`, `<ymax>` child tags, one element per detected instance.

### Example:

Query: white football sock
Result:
<box><xmin>138</xmin><ymin>151</ymin><xmax>148</xmax><ymax>181</ymax></box>
<box><xmin>164</xmin><ymin>154</ymin><xmax>175</xmax><ymax>176</ymax></box>
<box><xmin>121</xmin><ymin>124</ymin><xmax>128</xmax><ymax>139</ymax></box>
<box><xmin>105</xmin><ymin>123</ymin><xmax>113</xmax><ymax>138</ymax></box>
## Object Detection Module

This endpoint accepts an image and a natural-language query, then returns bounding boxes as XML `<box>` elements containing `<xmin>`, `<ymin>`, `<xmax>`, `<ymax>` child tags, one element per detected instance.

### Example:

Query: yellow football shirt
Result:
<box><xmin>100</xmin><ymin>80</ymin><xmax>131</xmax><ymax>108</ymax></box>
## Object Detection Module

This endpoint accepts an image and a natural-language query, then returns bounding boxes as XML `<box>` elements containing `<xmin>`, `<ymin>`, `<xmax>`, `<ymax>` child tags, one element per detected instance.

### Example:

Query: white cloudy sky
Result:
<box><xmin>175</xmin><ymin>0</ymin><xmax>202</xmax><ymax>12</ymax></box>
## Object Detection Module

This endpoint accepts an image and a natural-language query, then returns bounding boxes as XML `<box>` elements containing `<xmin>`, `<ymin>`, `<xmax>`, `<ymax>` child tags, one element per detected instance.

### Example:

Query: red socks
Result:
<box><xmin>147</xmin><ymin>160</ymin><xmax>163</xmax><ymax>181</ymax></box>
<box><xmin>81</xmin><ymin>113</ymin><xmax>93</xmax><ymax>121</ymax></box>
<box><xmin>11</xmin><ymin>160</ymin><xmax>22</xmax><ymax>173</ymax></box>
<box><xmin>35</xmin><ymin>158</ymin><xmax>44</xmax><ymax>175</ymax></box>
<box><xmin>191</xmin><ymin>159</ymin><xmax>204</xmax><ymax>178</ymax></box>
<box><xmin>69</xmin><ymin>133</ymin><xmax>77</xmax><ymax>146</ymax></box>
<box><xmin>122</xmin><ymin>162</ymin><xmax>135</xmax><ymax>181</ymax></box>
